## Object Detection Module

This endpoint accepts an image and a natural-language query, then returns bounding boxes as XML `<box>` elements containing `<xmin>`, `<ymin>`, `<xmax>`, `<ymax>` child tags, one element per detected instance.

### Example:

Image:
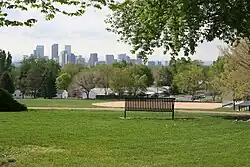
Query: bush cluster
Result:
<box><xmin>0</xmin><ymin>88</ymin><xmax>27</xmax><ymax>112</ymax></box>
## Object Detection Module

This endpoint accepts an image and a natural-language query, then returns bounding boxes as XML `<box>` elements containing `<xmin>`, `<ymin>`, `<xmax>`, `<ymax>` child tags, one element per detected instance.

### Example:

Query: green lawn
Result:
<box><xmin>1</xmin><ymin>110</ymin><xmax>250</xmax><ymax>167</ymax></box>
<box><xmin>16</xmin><ymin>99</ymin><xmax>110</xmax><ymax>108</ymax></box>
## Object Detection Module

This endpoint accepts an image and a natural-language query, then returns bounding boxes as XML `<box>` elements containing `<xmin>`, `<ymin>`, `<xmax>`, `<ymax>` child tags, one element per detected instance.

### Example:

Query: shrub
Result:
<box><xmin>0</xmin><ymin>88</ymin><xmax>27</xmax><ymax>112</ymax></box>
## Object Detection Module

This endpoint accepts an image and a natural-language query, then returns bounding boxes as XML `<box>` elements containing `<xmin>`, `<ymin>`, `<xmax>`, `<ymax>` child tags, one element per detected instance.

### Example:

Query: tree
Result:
<box><xmin>56</xmin><ymin>72</ymin><xmax>72</xmax><ymax>90</ymax></box>
<box><xmin>0</xmin><ymin>49</ymin><xmax>12</xmax><ymax>74</ymax></box>
<box><xmin>112</xmin><ymin>60</ymin><xmax>132</xmax><ymax>68</ymax></box>
<box><xmin>0</xmin><ymin>0</ymin><xmax>112</xmax><ymax>27</ymax></box>
<box><xmin>126</xmin><ymin>67</ymin><xmax>147</xmax><ymax>96</ymax></box>
<box><xmin>26</xmin><ymin>62</ymin><xmax>46</xmax><ymax>98</ymax></box>
<box><xmin>106</xmin><ymin>0</ymin><xmax>250</xmax><ymax>60</ymax></box>
<box><xmin>16</xmin><ymin>72</ymin><xmax>29</xmax><ymax>98</ymax></box>
<box><xmin>94</xmin><ymin>64</ymin><xmax>112</xmax><ymax>95</ymax></box>
<box><xmin>41</xmin><ymin>60</ymin><xmax>60</xmax><ymax>99</ymax></box>
<box><xmin>173</xmin><ymin>64</ymin><xmax>205</xmax><ymax>96</ymax></box>
<box><xmin>152</xmin><ymin>66</ymin><xmax>173</xmax><ymax>87</ymax></box>
<box><xmin>0</xmin><ymin>50</ymin><xmax>15</xmax><ymax>93</ymax></box>
<box><xmin>61</xmin><ymin>63</ymin><xmax>85</xmax><ymax>77</ymax></box>
<box><xmin>206</xmin><ymin>56</ymin><xmax>227</xmax><ymax>101</ymax></box>
<box><xmin>109</xmin><ymin>68</ymin><xmax>129</xmax><ymax>96</ymax></box>
<box><xmin>0</xmin><ymin>71</ymin><xmax>15</xmax><ymax>94</ymax></box>
<box><xmin>72</xmin><ymin>70</ymin><xmax>98</xmax><ymax>99</ymax></box>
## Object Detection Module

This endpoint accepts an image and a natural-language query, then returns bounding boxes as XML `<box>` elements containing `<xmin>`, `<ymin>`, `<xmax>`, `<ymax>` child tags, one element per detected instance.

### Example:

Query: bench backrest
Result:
<box><xmin>125</xmin><ymin>98</ymin><xmax>175</xmax><ymax>112</ymax></box>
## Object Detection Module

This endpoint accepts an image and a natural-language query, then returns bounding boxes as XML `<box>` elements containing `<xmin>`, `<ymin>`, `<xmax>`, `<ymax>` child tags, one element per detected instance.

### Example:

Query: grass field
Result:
<box><xmin>1</xmin><ymin>110</ymin><xmax>250</xmax><ymax>167</ymax></box>
<box><xmin>16</xmin><ymin>99</ymin><xmax>110</xmax><ymax>108</ymax></box>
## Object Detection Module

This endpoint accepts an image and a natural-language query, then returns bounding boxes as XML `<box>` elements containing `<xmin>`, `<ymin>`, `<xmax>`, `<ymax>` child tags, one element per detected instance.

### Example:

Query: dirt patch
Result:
<box><xmin>92</xmin><ymin>101</ymin><xmax>222</xmax><ymax>109</ymax></box>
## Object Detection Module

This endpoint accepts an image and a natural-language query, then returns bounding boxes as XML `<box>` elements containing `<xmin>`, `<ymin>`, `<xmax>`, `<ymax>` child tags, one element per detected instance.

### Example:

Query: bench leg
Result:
<box><xmin>172</xmin><ymin>111</ymin><xmax>174</xmax><ymax>120</ymax></box>
<box><xmin>124</xmin><ymin>110</ymin><xmax>127</xmax><ymax>118</ymax></box>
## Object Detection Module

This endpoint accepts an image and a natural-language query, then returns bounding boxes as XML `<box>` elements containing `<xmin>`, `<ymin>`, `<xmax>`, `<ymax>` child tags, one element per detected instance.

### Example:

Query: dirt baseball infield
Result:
<box><xmin>92</xmin><ymin>101</ymin><xmax>222</xmax><ymax>109</ymax></box>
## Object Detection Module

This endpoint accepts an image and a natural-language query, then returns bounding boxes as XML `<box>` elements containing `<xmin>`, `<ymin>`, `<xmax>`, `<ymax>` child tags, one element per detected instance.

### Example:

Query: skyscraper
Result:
<box><xmin>76</xmin><ymin>55</ymin><xmax>85</xmax><ymax>65</ymax></box>
<box><xmin>51</xmin><ymin>44</ymin><xmax>59</xmax><ymax>60</ymax></box>
<box><xmin>117</xmin><ymin>54</ymin><xmax>127</xmax><ymax>62</ymax></box>
<box><xmin>35</xmin><ymin>45</ymin><xmax>44</xmax><ymax>58</ymax></box>
<box><xmin>65</xmin><ymin>45</ymin><xmax>71</xmax><ymax>63</ymax></box>
<box><xmin>88</xmin><ymin>53</ymin><xmax>98</xmax><ymax>66</ymax></box>
<box><xmin>59</xmin><ymin>51</ymin><xmax>68</xmax><ymax>67</ymax></box>
<box><xmin>105</xmin><ymin>54</ymin><xmax>114</xmax><ymax>64</ymax></box>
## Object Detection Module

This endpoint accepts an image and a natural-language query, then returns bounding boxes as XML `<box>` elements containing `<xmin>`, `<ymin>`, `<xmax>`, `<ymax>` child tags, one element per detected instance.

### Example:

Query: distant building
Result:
<box><xmin>117</xmin><ymin>54</ymin><xmax>127</xmax><ymax>62</ymax></box>
<box><xmin>88</xmin><ymin>53</ymin><xmax>98</xmax><ymax>66</ymax></box>
<box><xmin>44</xmin><ymin>56</ymin><xmax>49</xmax><ymax>60</ymax></box>
<box><xmin>130</xmin><ymin>59</ymin><xmax>137</xmax><ymax>64</ymax></box>
<box><xmin>164</xmin><ymin>61</ymin><xmax>169</xmax><ymax>66</ymax></box>
<box><xmin>65</xmin><ymin>45</ymin><xmax>71</xmax><ymax>63</ymax></box>
<box><xmin>96</xmin><ymin>61</ymin><xmax>106</xmax><ymax>65</ymax></box>
<box><xmin>51</xmin><ymin>44</ymin><xmax>59</xmax><ymax>60</ymax></box>
<box><xmin>35</xmin><ymin>45</ymin><xmax>44</xmax><ymax>58</ymax></box>
<box><xmin>76</xmin><ymin>55</ymin><xmax>85</xmax><ymax>65</ymax></box>
<box><xmin>147</xmin><ymin>61</ymin><xmax>156</xmax><ymax>67</ymax></box>
<box><xmin>106</xmin><ymin>54</ymin><xmax>115</xmax><ymax>64</ymax></box>
<box><xmin>59</xmin><ymin>51</ymin><xmax>68</xmax><ymax>67</ymax></box>
<box><xmin>136</xmin><ymin>55</ymin><xmax>143</xmax><ymax>64</ymax></box>
<box><xmin>70</xmin><ymin>53</ymin><xmax>76</xmax><ymax>64</ymax></box>
<box><xmin>156</xmin><ymin>61</ymin><xmax>163</xmax><ymax>66</ymax></box>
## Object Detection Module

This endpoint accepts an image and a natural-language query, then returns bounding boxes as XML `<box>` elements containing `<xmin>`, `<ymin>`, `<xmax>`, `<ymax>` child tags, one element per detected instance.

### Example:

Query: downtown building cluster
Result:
<box><xmin>30</xmin><ymin>44</ymin><xmax>168</xmax><ymax>67</ymax></box>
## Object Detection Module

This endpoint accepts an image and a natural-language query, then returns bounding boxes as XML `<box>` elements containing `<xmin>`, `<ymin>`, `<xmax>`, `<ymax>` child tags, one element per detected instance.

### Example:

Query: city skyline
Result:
<box><xmin>0</xmin><ymin>7</ymin><xmax>226</xmax><ymax>62</ymax></box>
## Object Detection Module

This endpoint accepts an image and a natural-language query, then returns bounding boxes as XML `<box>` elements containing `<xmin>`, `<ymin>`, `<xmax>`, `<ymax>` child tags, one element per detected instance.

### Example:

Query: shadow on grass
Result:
<box><xmin>212</xmin><ymin>115</ymin><xmax>250</xmax><ymax>121</ymax></box>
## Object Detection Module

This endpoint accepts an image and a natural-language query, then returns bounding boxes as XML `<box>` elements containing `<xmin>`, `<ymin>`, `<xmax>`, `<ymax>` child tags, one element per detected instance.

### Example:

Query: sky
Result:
<box><xmin>0</xmin><ymin>6</ymin><xmax>225</xmax><ymax>62</ymax></box>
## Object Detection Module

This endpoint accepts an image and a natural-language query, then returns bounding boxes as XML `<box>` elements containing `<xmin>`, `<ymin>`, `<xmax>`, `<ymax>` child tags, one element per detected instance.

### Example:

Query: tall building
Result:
<box><xmin>51</xmin><ymin>44</ymin><xmax>59</xmax><ymax>60</ymax></box>
<box><xmin>136</xmin><ymin>55</ymin><xmax>143</xmax><ymax>64</ymax></box>
<box><xmin>70</xmin><ymin>53</ymin><xmax>76</xmax><ymax>64</ymax></box>
<box><xmin>106</xmin><ymin>54</ymin><xmax>115</xmax><ymax>64</ymax></box>
<box><xmin>147</xmin><ymin>61</ymin><xmax>156</xmax><ymax>67</ymax></box>
<box><xmin>76</xmin><ymin>55</ymin><xmax>85</xmax><ymax>65</ymax></box>
<box><xmin>35</xmin><ymin>45</ymin><xmax>44</xmax><ymax>58</ymax></box>
<box><xmin>130</xmin><ymin>59</ymin><xmax>137</xmax><ymax>64</ymax></box>
<box><xmin>117</xmin><ymin>54</ymin><xmax>127</xmax><ymax>62</ymax></box>
<box><xmin>88</xmin><ymin>53</ymin><xmax>98</xmax><ymax>66</ymax></box>
<box><xmin>59</xmin><ymin>51</ymin><xmax>68</xmax><ymax>67</ymax></box>
<box><xmin>65</xmin><ymin>45</ymin><xmax>71</xmax><ymax>63</ymax></box>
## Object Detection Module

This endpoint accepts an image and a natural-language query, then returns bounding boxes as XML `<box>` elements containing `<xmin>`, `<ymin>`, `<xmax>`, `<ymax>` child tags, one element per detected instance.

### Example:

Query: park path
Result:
<box><xmin>28</xmin><ymin>107</ymin><xmax>250</xmax><ymax>116</ymax></box>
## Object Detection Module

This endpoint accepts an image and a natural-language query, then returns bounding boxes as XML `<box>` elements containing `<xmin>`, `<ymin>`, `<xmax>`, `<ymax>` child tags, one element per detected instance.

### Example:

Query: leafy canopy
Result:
<box><xmin>0</xmin><ymin>0</ymin><xmax>113</xmax><ymax>26</ymax></box>
<box><xmin>106</xmin><ymin>0</ymin><xmax>250</xmax><ymax>60</ymax></box>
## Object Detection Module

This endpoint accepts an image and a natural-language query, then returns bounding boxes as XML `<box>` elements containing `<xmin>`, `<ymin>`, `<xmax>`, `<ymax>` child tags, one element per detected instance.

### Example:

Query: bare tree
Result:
<box><xmin>73</xmin><ymin>70</ymin><xmax>98</xmax><ymax>99</ymax></box>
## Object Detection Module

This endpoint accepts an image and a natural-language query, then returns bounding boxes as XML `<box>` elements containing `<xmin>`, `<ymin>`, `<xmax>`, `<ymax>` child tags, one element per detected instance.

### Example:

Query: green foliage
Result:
<box><xmin>112</xmin><ymin>60</ymin><xmax>132</xmax><ymax>68</ymax></box>
<box><xmin>126</xmin><ymin>66</ymin><xmax>148</xmax><ymax>95</ymax></box>
<box><xmin>94</xmin><ymin>64</ymin><xmax>113</xmax><ymax>95</ymax></box>
<box><xmin>0</xmin><ymin>72</ymin><xmax>15</xmax><ymax>94</ymax></box>
<box><xmin>109</xmin><ymin>68</ymin><xmax>129</xmax><ymax>95</ymax></box>
<box><xmin>107</xmin><ymin>0</ymin><xmax>250</xmax><ymax>59</ymax></box>
<box><xmin>173</xmin><ymin>64</ymin><xmax>205</xmax><ymax>96</ymax></box>
<box><xmin>18</xmin><ymin>57</ymin><xmax>60</xmax><ymax>98</ymax></box>
<box><xmin>152</xmin><ymin>66</ymin><xmax>173</xmax><ymax>87</ymax></box>
<box><xmin>56</xmin><ymin>72</ymin><xmax>72</xmax><ymax>90</ymax></box>
<box><xmin>0</xmin><ymin>50</ymin><xmax>12</xmax><ymax>73</ymax></box>
<box><xmin>0</xmin><ymin>88</ymin><xmax>27</xmax><ymax>111</ymax></box>
<box><xmin>0</xmin><ymin>0</ymin><xmax>112</xmax><ymax>27</ymax></box>
<box><xmin>0</xmin><ymin>50</ymin><xmax>15</xmax><ymax>93</ymax></box>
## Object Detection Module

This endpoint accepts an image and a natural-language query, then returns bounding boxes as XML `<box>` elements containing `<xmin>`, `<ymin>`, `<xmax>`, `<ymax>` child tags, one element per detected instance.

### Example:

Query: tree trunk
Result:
<box><xmin>86</xmin><ymin>91</ymin><xmax>89</xmax><ymax>99</ymax></box>
<box><xmin>212</xmin><ymin>93</ymin><xmax>216</xmax><ymax>101</ymax></box>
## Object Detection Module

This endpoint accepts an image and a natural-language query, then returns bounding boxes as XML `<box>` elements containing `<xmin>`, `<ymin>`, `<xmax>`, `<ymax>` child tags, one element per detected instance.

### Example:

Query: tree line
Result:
<box><xmin>1</xmin><ymin>39</ymin><xmax>250</xmax><ymax>101</ymax></box>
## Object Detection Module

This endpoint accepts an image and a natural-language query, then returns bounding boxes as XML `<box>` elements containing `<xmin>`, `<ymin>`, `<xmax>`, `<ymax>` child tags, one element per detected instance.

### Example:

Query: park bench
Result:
<box><xmin>124</xmin><ymin>97</ymin><xmax>175</xmax><ymax>119</ymax></box>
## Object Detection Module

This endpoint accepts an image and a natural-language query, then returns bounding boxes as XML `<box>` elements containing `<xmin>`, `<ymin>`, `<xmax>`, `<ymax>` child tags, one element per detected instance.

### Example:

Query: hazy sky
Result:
<box><xmin>0</xmin><ymin>7</ymin><xmax>225</xmax><ymax>62</ymax></box>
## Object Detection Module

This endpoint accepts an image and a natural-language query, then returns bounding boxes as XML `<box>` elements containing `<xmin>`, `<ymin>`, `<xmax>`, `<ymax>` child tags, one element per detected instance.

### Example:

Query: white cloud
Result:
<box><xmin>0</xmin><ymin>7</ymin><xmax>224</xmax><ymax>62</ymax></box>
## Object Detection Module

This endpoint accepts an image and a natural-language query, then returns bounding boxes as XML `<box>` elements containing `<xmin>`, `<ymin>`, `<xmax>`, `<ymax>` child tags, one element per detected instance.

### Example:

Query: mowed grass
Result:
<box><xmin>1</xmin><ymin>111</ymin><xmax>250</xmax><ymax>167</ymax></box>
<box><xmin>16</xmin><ymin>99</ymin><xmax>110</xmax><ymax>108</ymax></box>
